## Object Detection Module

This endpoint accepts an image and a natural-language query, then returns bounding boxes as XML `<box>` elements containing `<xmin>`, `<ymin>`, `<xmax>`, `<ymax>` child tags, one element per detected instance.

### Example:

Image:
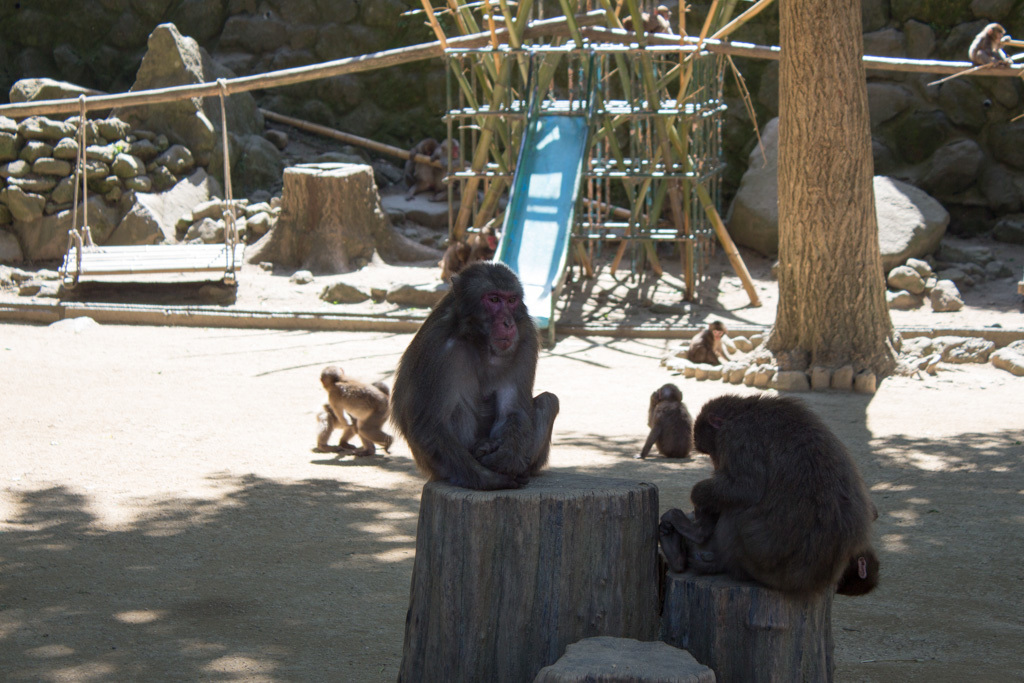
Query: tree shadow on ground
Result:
<box><xmin>0</xmin><ymin>474</ymin><xmax>421</xmax><ymax>681</ymax></box>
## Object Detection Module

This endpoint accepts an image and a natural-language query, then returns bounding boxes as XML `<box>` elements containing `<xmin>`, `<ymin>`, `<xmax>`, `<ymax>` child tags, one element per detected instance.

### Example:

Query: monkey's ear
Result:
<box><xmin>708</xmin><ymin>415</ymin><xmax>726</xmax><ymax>429</ymax></box>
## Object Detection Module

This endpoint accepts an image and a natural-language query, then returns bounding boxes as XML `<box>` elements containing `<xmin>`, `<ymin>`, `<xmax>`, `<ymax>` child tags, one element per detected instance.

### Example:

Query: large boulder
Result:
<box><xmin>114</xmin><ymin>23</ymin><xmax>267</xmax><ymax>171</ymax></box>
<box><xmin>875</xmin><ymin>177</ymin><xmax>949</xmax><ymax>271</ymax></box>
<box><xmin>726</xmin><ymin>118</ymin><xmax>779</xmax><ymax>257</ymax></box>
<box><xmin>726</xmin><ymin>118</ymin><xmax>948</xmax><ymax>268</ymax></box>
<box><xmin>9</xmin><ymin>78</ymin><xmax>99</xmax><ymax>104</ymax></box>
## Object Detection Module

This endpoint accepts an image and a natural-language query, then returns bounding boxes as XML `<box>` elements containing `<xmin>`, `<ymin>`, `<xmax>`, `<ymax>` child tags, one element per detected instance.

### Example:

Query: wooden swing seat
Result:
<box><xmin>61</xmin><ymin>242</ymin><xmax>245</xmax><ymax>283</ymax></box>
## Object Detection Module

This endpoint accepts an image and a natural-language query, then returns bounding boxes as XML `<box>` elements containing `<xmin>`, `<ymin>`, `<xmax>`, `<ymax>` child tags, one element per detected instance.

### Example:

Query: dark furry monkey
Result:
<box><xmin>622</xmin><ymin>4</ymin><xmax>672</xmax><ymax>34</ymax></box>
<box><xmin>405</xmin><ymin>138</ymin><xmax>460</xmax><ymax>201</ymax></box>
<box><xmin>316</xmin><ymin>366</ymin><xmax>393</xmax><ymax>456</ymax></box>
<box><xmin>438</xmin><ymin>225</ymin><xmax>499</xmax><ymax>283</ymax></box>
<box><xmin>638</xmin><ymin>383</ymin><xmax>693</xmax><ymax>459</ymax></box>
<box><xmin>687</xmin><ymin>321</ymin><xmax>729</xmax><ymax>365</ymax></box>
<box><xmin>391</xmin><ymin>262</ymin><xmax>559</xmax><ymax>490</ymax></box>
<box><xmin>969</xmin><ymin>23</ymin><xmax>1012</xmax><ymax>66</ymax></box>
<box><xmin>659</xmin><ymin>394</ymin><xmax>879</xmax><ymax>596</ymax></box>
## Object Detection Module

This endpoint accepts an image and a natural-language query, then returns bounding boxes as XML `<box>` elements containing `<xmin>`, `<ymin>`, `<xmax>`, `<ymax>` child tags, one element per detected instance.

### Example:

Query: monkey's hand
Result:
<box><xmin>473</xmin><ymin>438</ymin><xmax>501</xmax><ymax>459</ymax></box>
<box><xmin>658</xmin><ymin>513</ymin><xmax>689</xmax><ymax>574</ymax></box>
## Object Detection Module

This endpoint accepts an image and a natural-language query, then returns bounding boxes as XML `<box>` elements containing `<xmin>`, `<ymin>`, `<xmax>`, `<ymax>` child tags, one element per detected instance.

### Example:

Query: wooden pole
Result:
<box><xmin>695</xmin><ymin>181</ymin><xmax>761</xmax><ymax>307</ymax></box>
<box><xmin>0</xmin><ymin>12</ymin><xmax>607</xmax><ymax>119</ymax></box>
<box><xmin>259</xmin><ymin>109</ymin><xmax>442</xmax><ymax>167</ymax></box>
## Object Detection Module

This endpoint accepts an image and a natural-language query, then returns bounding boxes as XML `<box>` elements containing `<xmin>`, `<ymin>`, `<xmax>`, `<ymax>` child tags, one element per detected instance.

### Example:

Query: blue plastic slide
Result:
<box><xmin>495</xmin><ymin>114</ymin><xmax>589</xmax><ymax>331</ymax></box>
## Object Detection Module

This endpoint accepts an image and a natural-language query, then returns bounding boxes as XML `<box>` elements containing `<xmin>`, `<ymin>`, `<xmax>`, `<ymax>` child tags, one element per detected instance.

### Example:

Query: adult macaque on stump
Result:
<box><xmin>659</xmin><ymin>394</ymin><xmax>879</xmax><ymax>596</ymax></box>
<box><xmin>399</xmin><ymin>472</ymin><xmax>660</xmax><ymax>682</ymax></box>
<box><xmin>391</xmin><ymin>262</ymin><xmax>559</xmax><ymax>490</ymax></box>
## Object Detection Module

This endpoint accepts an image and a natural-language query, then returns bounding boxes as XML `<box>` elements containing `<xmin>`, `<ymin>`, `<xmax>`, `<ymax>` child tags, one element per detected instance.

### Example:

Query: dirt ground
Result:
<box><xmin>1</xmin><ymin>242</ymin><xmax>1023</xmax><ymax>682</ymax></box>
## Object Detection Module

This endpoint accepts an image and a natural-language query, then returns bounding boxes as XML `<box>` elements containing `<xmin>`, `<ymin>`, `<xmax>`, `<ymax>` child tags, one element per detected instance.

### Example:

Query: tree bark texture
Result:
<box><xmin>245</xmin><ymin>163</ymin><xmax>439</xmax><ymax>273</ymax></box>
<box><xmin>399</xmin><ymin>472</ymin><xmax>661</xmax><ymax>683</ymax></box>
<box><xmin>661</xmin><ymin>571</ymin><xmax>835</xmax><ymax>683</ymax></box>
<box><xmin>770</xmin><ymin>0</ymin><xmax>897</xmax><ymax>376</ymax></box>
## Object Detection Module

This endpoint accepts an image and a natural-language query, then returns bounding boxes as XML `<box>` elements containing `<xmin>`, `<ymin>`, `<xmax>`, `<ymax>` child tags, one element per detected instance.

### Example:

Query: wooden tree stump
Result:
<box><xmin>660</xmin><ymin>571</ymin><xmax>835</xmax><ymax>683</ymax></box>
<box><xmin>245</xmin><ymin>162</ymin><xmax>438</xmax><ymax>273</ymax></box>
<box><xmin>399</xmin><ymin>472</ymin><xmax>661</xmax><ymax>683</ymax></box>
<box><xmin>533</xmin><ymin>636</ymin><xmax>716</xmax><ymax>683</ymax></box>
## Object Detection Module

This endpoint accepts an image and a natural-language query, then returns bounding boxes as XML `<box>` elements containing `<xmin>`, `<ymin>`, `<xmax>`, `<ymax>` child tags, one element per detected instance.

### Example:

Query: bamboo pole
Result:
<box><xmin>695</xmin><ymin>181</ymin><xmax>760</xmax><ymax>307</ymax></box>
<box><xmin>260</xmin><ymin>109</ymin><xmax>442</xmax><ymax>167</ymax></box>
<box><xmin>420</xmin><ymin>0</ymin><xmax>450</xmax><ymax>47</ymax></box>
<box><xmin>709</xmin><ymin>0</ymin><xmax>774</xmax><ymax>40</ymax></box>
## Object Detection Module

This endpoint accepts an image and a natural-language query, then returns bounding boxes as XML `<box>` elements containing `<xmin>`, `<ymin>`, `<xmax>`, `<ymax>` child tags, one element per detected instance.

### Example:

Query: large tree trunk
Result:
<box><xmin>245</xmin><ymin>163</ymin><xmax>440</xmax><ymax>273</ymax></box>
<box><xmin>661</xmin><ymin>571</ymin><xmax>835</xmax><ymax>683</ymax></box>
<box><xmin>769</xmin><ymin>0</ymin><xmax>898</xmax><ymax>377</ymax></box>
<box><xmin>399</xmin><ymin>472</ymin><xmax>661</xmax><ymax>683</ymax></box>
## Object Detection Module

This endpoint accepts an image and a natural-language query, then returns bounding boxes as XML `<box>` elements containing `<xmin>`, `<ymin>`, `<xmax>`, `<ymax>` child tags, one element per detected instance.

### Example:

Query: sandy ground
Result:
<box><xmin>1</xmin><ymin>241</ymin><xmax>1023</xmax><ymax>682</ymax></box>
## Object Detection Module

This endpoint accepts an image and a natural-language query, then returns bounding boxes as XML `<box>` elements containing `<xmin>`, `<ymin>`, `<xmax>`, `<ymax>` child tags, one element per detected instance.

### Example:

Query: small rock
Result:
<box><xmin>984</xmin><ymin>260</ymin><xmax>1012</xmax><ymax>279</ymax></box>
<box><xmin>991</xmin><ymin>341</ymin><xmax>1024</xmax><ymax>376</ymax></box>
<box><xmin>929</xmin><ymin>280</ymin><xmax>964</xmax><ymax>312</ymax></box>
<box><xmin>731</xmin><ymin>336</ymin><xmax>753</xmax><ymax>352</ymax></box>
<box><xmin>831</xmin><ymin>365</ymin><xmax>854</xmax><ymax>390</ymax></box>
<box><xmin>887</xmin><ymin>289</ymin><xmax>923</xmax><ymax>310</ymax></box>
<box><xmin>771</xmin><ymin>370</ymin><xmax>810</xmax><ymax>392</ymax></box>
<box><xmin>944</xmin><ymin>338</ymin><xmax>995</xmax><ymax>363</ymax></box>
<box><xmin>85</xmin><ymin>143</ymin><xmax>117</xmax><ymax>164</ymax></box>
<box><xmin>809</xmin><ymin>366</ymin><xmax>832</xmax><ymax>390</ymax></box>
<box><xmin>887</xmin><ymin>265</ymin><xmax>925</xmax><ymax>294</ymax></box>
<box><xmin>111</xmin><ymin>153</ymin><xmax>145</xmax><ymax>178</ymax></box>
<box><xmin>753</xmin><ymin>365</ymin><xmax>774</xmax><ymax>388</ymax></box>
<box><xmin>155</xmin><ymin>145</ymin><xmax>194</xmax><ymax>175</ymax></box>
<box><xmin>290</xmin><ymin>270</ymin><xmax>314</xmax><ymax>285</ymax></box>
<box><xmin>905</xmin><ymin>257</ymin><xmax>933</xmax><ymax>278</ymax></box>
<box><xmin>320</xmin><ymin>280</ymin><xmax>370</xmax><ymax>304</ymax></box>
<box><xmin>386</xmin><ymin>283</ymin><xmax>447</xmax><ymax>308</ymax></box>
<box><xmin>20</xmin><ymin>141</ymin><xmax>54</xmax><ymax>164</ymax></box>
<box><xmin>264</xmin><ymin>129</ymin><xmax>289</xmax><ymax>150</ymax></box>
<box><xmin>124</xmin><ymin>175</ymin><xmax>153</xmax><ymax>192</ymax></box>
<box><xmin>52</xmin><ymin>138</ymin><xmax>79</xmax><ymax>160</ymax></box>
<box><xmin>853</xmin><ymin>372</ymin><xmax>877</xmax><ymax>394</ymax></box>
<box><xmin>32</xmin><ymin>158</ymin><xmax>72</xmax><ymax>178</ymax></box>
<box><xmin>0</xmin><ymin>159</ymin><xmax>30</xmax><ymax>178</ymax></box>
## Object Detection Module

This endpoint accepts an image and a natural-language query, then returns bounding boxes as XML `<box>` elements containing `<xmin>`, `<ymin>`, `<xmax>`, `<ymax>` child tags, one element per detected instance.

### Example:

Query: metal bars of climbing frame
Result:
<box><xmin>433</xmin><ymin>0</ymin><xmax>727</xmax><ymax>297</ymax></box>
<box><xmin>445</xmin><ymin>44</ymin><xmax>725</xmax><ymax>290</ymax></box>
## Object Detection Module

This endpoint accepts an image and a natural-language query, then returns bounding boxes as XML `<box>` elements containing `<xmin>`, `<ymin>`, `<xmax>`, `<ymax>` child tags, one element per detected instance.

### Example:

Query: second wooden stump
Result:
<box><xmin>661</xmin><ymin>571</ymin><xmax>836</xmax><ymax>682</ymax></box>
<box><xmin>399</xmin><ymin>471</ymin><xmax>660</xmax><ymax>683</ymax></box>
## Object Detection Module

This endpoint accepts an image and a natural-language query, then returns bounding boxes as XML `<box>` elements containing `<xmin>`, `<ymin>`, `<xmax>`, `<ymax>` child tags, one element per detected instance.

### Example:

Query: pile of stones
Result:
<box><xmin>885</xmin><ymin>242</ymin><xmax>1016</xmax><ymax>312</ymax></box>
<box><xmin>174</xmin><ymin>197</ymin><xmax>280</xmax><ymax>246</ymax></box>
<box><xmin>664</xmin><ymin>324</ymin><xmax>1024</xmax><ymax>391</ymax></box>
<box><xmin>663</xmin><ymin>333</ymin><xmax>880</xmax><ymax>394</ymax></box>
<box><xmin>0</xmin><ymin>114</ymin><xmax>196</xmax><ymax>226</ymax></box>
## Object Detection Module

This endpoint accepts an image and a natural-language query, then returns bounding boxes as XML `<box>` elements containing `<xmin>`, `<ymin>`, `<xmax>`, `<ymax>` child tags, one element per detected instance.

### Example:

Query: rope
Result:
<box><xmin>217</xmin><ymin>79</ymin><xmax>239</xmax><ymax>280</ymax></box>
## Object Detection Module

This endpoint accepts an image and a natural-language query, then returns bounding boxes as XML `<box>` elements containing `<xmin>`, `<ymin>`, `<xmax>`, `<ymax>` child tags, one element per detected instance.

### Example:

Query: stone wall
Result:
<box><xmin>1</xmin><ymin>1</ymin><xmax>1022</xmax><ymax>236</ymax></box>
<box><xmin>0</xmin><ymin>0</ymin><xmax>446</xmax><ymax>147</ymax></box>
<box><xmin>712</xmin><ymin>0</ymin><xmax>1024</xmax><ymax>237</ymax></box>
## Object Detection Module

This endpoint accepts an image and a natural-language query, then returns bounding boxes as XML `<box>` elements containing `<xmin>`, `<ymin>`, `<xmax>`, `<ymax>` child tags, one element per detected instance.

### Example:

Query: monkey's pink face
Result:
<box><xmin>482</xmin><ymin>290</ymin><xmax>519</xmax><ymax>353</ymax></box>
<box><xmin>712</xmin><ymin>330</ymin><xmax>724</xmax><ymax>339</ymax></box>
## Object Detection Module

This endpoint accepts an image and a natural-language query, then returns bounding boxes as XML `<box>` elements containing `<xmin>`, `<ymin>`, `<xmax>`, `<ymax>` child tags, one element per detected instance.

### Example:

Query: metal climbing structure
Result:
<box><xmin>431</xmin><ymin>0</ymin><xmax>728</xmax><ymax>310</ymax></box>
